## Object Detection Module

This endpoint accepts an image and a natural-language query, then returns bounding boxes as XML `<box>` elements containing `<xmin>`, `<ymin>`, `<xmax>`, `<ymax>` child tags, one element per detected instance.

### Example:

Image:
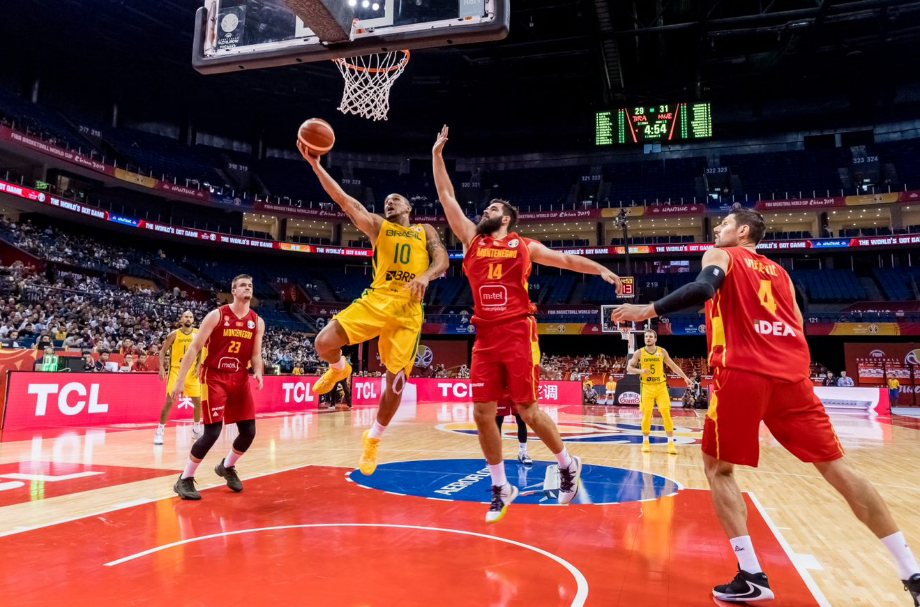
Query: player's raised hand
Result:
<box><xmin>600</xmin><ymin>268</ymin><xmax>623</xmax><ymax>294</ymax></box>
<box><xmin>296</xmin><ymin>140</ymin><xmax>320</xmax><ymax>168</ymax></box>
<box><xmin>432</xmin><ymin>125</ymin><xmax>449</xmax><ymax>156</ymax></box>
<box><xmin>610</xmin><ymin>302</ymin><xmax>656</xmax><ymax>323</ymax></box>
<box><xmin>405</xmin><ymin>275</ymin><xmax>430</xmax><ymax>302</ymax></box>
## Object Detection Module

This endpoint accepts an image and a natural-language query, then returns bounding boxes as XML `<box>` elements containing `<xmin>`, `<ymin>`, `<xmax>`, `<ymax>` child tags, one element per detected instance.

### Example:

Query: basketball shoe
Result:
<box><xmin>667</xmin><ymin>442</ymin><xmax>678</xmax><ymax>455</ymax></box>
<box><xmin>641</xmin><ymin>437</ymin><xmax>651</xmax><ymax>453</ymax></box>
<box><xmin>359</xmin><ymin>429</ymin><xmax>380</xmax><ymax>475</ymax></box>
<box><xmin>215</xmin><ymin>459</ymin><xmax>243</xmax><ymax>492</ymax></box>
<box><xmin>174</xmin><ymin>475</ymin><xmax>201</xmax><ymax>500</ymax></box>
<box><xmin>154</xmin><ymin>426</ymin><xmax>164</xmax><ymax>445</ymax></box>
<box><xmin>486</xmin><ymin>483</ymin><xmax>519</xmax><ymax>523</ymax></box>
<box><xmin>558</xmin><ymin>455</ymin><xmax>582</xmax><ymax>504</ymax></box>
<box><xmin>517</xmin><ymin>450</ymin><xmax>533</xmax><ymax>466</ymax></box>
<box><xmin>712</xmin><ymin>566</ymin><xmax>774</xmax><ymax>602</ymax></box>
<box><xmin>312</xmin><ymin>360</ymin><xmax>352</xmax><ymax>395</ymax></box>
<box><xmin>905</xmin><ymin>573</ymin><xmax>920</xmax><ymax>606</ymax></box>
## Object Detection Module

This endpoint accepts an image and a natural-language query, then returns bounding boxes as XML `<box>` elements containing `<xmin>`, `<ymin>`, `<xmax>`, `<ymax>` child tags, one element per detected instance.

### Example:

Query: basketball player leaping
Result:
<box><xmin>433</xmin><ymin>125</ymin><xmax>622</xmax><ymax>522</ymax></box>
<box><xmin>625</xmin><ymin>329</ymin><xmax>691</xmax><ymax>455</ymax></box>
<box><xmin>299</xmin><ymin>142</ymin><xmax>449</xmax><ymax>475</ymax></box>
<box><xmin>612</xmin><ymin>207</ymin><xmax>920</xmax><ymax>604</ymax></box>
<box><xmin>170</xmin><ymin>274</ymin><xmax>265</xmax><ymax>500</ymax></box>
<box><xmin>155</xmin><ymin>310</ymin><xmax>203</xmax><ymax>445</ymax></box>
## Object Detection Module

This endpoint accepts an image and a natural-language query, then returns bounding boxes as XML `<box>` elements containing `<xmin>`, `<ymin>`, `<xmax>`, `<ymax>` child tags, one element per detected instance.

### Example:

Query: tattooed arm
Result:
<box><xmin>298</xmin><ymin>141</ymin><xmax>383</xmax><ymax>241</ymax></box>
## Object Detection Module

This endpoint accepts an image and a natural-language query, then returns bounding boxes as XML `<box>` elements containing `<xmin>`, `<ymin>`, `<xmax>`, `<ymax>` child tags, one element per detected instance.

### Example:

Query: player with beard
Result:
<box><xmin>433</xmin><ymin>125</ymin><xmax>623</xmax><ymax>522</ymax></box>
<box><xmin>155</xmin><ymin>310</ymin><xmax>203</xmax><ymax>445</ymax></box>
<box><xmin>170</xmin><ymin>274</ymin><xmax>265</xmax><ymax>500</ymax></box>
<box><xmin>299</xmin><ymin>143</ymin><xmax>449</xmax><ymax>475</ymax></box>
<box><xmin>612</xmin><ymin>208</ymin><xmax>920</xmax><ymax>604</ymax></box>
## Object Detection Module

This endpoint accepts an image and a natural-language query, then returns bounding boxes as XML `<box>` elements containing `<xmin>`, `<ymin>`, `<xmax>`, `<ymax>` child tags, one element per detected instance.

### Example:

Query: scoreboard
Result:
<box><xmin>596</xmin><ymin>102</ymin><xmax>712</xmax><ymax>145</ymax></box>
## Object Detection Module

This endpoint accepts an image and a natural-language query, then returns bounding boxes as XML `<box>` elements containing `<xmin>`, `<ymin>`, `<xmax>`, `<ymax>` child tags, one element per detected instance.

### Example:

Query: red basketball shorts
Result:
<box><xmin>200</xmin><ymin>367</ymin><xmax>255</xmax><ymax>425</ymax></box>
<box><xmin>471</xmin><ymin>316</ymin><xmax>540</xmax><ymax>405</ymax></box>
<box><xmin>495</xmin><ymin>396</ymin><xmax>519</xmax><ymax>417</ymax></box>
<box><xmin>703</xmin><ymin>367</ymin><xmax>844</xmax><ymax>467</ymax></box>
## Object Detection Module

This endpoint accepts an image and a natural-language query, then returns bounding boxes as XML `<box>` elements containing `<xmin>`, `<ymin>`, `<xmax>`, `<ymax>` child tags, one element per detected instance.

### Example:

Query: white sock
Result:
<box><xmin>668</xmin><ymin>436</ymin><xmax>674</xmax><ymax>443</ymax></box>
<box><xmin>368</xmin><ymin>421</ymin><xmax>386</xmax><ymax>439</ymax></box>
<box><xmin>519</xmin><ymin>443</ymin><xmax>527</xmax><ymax>454</ymax></box>
<box><xmin>488</xmin><ymin>462</ymin><xmax>507</xmax><ymax>487</ymax></box>
<box><xmin>730</xmin><ymin>535</ymin><xmax>762</xmax><ymax>574</ymax></box>
<box><xmin>225</xmin><ymin>450</ymin><xmax>241</xmax><ymax>468</ymax></box>
<box><xmin>156</xmin><ymin>424</ymin><xmax>165</xmax><ymax>433</ymax></box>
<box><xmin>642</xmin><ymin>435</ymin><xmax>650</xmax><ymax>442</ymax></box>
<box><xmin>330</xmin><ymin>357</ymin><xmax>346</xmax><ymax>370</ymax></box>
<box><xmin>181</xmin><ymin>458</ymin><xmax>200</xmax><ymax>480</ymax></box>
<box><xmin>881</xmin><ymin>531</ymin><xmax>920</xmax><ymax>580</ymax></box>
<box><xmin>554</xmin><ymin>447</ymin><xmax>573</xmax><ymax>469</ymax></box>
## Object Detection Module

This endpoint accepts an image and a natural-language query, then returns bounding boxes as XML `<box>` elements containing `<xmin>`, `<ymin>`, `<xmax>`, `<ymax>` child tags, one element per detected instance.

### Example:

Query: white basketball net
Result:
<box><xmin>334</xmin><ymin>51</ymin><xmax>409</xmax><ymax>121</ymax></box>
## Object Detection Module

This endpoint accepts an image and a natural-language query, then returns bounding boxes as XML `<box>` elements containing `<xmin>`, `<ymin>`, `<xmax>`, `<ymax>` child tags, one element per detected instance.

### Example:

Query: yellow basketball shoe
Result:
<box><xmin>641</xmin><ymin>437</ymin><xmax>651</xmax><ymax>453</ymax></box>
<box><xmin>312</xmin><ymin>360</ymin><xmax>352</xmax><ymax>395</ymax></box>
<box><xmin>668</xmin><ymin>442</ymin><xmax>678</xmax><ymax>455</ymax></box>
<box><xmin>359</xmin><ymin>429</ymin><xmax>380</xmax><ymax>475</ymax></box>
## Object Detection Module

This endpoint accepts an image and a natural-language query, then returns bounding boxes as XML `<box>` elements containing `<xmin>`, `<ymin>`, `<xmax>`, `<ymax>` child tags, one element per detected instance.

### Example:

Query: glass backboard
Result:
<box><xmin>193</xmin><ymin>0</ymin><xmax>509</xmax><ymax>74</ymax></box>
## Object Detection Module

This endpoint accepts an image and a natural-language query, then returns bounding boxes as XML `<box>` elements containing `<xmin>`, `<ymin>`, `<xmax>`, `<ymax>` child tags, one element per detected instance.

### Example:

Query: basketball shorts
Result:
<box><xmin>166</xmin><ymin>366</ymin><xmax>201</xmax><ymax>399</ymax></box>
<box><xmin>334</xmin><ymin>290</ymin><xmax>422</xmax><ymax>376</ymax></box>
<box><xmin>640</xmin><ymin>382</ymin><xmax>671</xmax><ymax>413</ymax></box>
<box><xmin>703</xmin><ymin>367</ymin><xmax>844</xmax><ymax>467</ymax></box>
<box><xmin>495</xmin><ymin>396</ymin><xmax>519</xmax><ymax>417</ymax></box>
<box><xmin>471</xmin><ymin>316</ymin><xmax>540</xmax><ymax>405</ymax></box>
<box><xmin>200</xmin><ymin>367</ymin><xmax>255</xmax><ymax>425</ymax></box>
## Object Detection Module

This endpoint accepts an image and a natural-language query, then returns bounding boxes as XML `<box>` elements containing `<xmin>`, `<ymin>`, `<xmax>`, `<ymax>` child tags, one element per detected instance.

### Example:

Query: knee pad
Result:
<box><xmin>190</xmin><ymin>422</ymin><xmax>222</xmax><ymax>459</ymax></box>
<box><xmin>232</xmin><ymin>419</ymin><xmax>256</xmax><ymax>453</ymax></box>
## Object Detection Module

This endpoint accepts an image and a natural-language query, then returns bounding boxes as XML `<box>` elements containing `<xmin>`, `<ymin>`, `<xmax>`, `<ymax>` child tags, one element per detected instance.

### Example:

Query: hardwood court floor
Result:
<box><xmin>0</xmin><ymin>403</ymin><xmax>918</xmax><ymax>606</ymax></box>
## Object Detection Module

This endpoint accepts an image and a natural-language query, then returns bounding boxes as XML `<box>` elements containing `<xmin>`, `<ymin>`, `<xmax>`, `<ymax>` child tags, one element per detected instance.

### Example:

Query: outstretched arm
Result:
<box><xmin>611</xmin><ymin>246</ymin><xmax>729</xmax><ymax>323</ymax></box>
<box><xmin>297</xmin><ymin>141</ymin><xmax>382</xmax><ymax>241</ymax></box>
<box><xmin>432</xmin><ymin>125</ymin><xmax>477</xmax><ymax>248</ymax></box>
<box><xmin>527</xmin><ymin>240</ymin><xmax>623</xmax><ymax>292</ymax></box>
<box><xmin>405</xmin><ymin>224</ymin><xmax>449</xmax><ymax>301</ymax></box>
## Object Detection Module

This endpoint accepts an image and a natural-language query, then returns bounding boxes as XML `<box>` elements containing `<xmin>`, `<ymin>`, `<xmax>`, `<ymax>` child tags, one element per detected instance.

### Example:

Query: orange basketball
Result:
<box><xmin>298</xmin><ymin>118</ymin><xmax>335</xmax><ymax>155</ymax></box>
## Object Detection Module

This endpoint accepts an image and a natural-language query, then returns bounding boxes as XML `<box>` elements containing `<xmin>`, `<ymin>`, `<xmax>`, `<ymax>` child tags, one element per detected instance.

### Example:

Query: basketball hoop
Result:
<box><xmin>333</xmin><ymin>50</ymin><xmax>410</xmax><ymax>121</ymax></box>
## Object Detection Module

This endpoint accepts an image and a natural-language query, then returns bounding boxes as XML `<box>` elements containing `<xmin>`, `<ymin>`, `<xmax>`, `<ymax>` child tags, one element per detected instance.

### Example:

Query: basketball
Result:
<box><xmin>298</xmin><ymin>118</ymin><xmax>335</xmax><ymax>155</ymax></box>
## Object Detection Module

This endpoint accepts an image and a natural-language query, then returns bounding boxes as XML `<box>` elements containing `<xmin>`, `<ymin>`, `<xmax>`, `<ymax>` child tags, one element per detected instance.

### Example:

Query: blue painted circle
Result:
<box><xmin>349</xmin><ymin>458</ymin><xmax>680</xmax><ymax>505</ymax></box>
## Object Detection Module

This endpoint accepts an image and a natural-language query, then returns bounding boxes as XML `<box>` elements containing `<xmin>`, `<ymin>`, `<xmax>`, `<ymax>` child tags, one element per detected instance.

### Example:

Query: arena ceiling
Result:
<box><xmin>4</xmin><ymin>0</ymin><xmax>920</xmax><ymax>151</ymax></box>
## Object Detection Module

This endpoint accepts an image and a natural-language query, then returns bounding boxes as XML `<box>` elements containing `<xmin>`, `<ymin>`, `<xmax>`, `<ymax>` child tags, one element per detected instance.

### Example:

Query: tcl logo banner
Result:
<box><xmin>351</xmin><ymin>378</ymin><xmax>582</xmax><ymax>406</ymax></box>
<box><xmin>2</xmin><ymin>373</ymin><xmax>320</xmax><ymax>431</ymax></box>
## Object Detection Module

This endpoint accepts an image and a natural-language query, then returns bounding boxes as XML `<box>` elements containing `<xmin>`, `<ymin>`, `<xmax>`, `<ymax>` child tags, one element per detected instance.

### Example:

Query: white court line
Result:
<box><xmin>748</xmin><ymin>492</ymin><xmax>832</xmax><ymax>607</ymax></box>
<box><xmin>104</xmin><ymin>523</ymin><xmax>590</xmax><ymax>607</ymax></box>
<box><xmin>0</xmin><ymin>462</ymin><xmax>343</xmax><ymax>539</ymax></box>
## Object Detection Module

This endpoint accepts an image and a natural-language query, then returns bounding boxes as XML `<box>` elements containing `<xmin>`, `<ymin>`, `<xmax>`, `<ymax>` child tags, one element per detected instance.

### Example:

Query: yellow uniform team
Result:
<box><xmin>626</xmin><ymin>329</ymin><xmax>691</xmax><ymax>454</ymax></box>
<box><xmin>166</xmin><ymin>329</ymin><xmax>201</xmax><ymax>398</ymax></box>
<box><xmin>155</xmin><ymin>310</ymin><xmax>205</xmax><ymax>445</ymax></box>
<box><xmin>333</xmin><ymin>219</ymin><xmax>428</xmax><ymax>377</ymax></box>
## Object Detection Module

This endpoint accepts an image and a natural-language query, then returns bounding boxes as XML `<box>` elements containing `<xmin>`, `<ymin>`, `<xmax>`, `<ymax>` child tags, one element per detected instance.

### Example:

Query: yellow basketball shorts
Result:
<box><xmin>640</xmin><ymin>382</ymin><xmax>671</xmax><ymax>412</ymax></box>
<box><xmin>166</xmin><ymin>366</ymin><xmax>201</xmax><ymax>398</ymax></box>
<box><xmin>334</xmin><ymin>289</ymin><xmax>422</xmax><ymax>376</ymax></box>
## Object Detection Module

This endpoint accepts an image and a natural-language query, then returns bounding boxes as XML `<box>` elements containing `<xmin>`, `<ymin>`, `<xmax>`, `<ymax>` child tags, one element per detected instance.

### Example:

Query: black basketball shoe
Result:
<box><xmin>713</xmin><ymin>566</ymin><xmax>774</xmax><ymax>602</ymax></box>
<box><xmin>174</xmin><ymin>475</ymin><xmax>201</xmax><ymax>500</ymax></box>
<box><xmin>905</xmin><ymin>573</ymin><xmax>920</xmax><ymax>606</ymax></box>
<box><xmin>215</xmin><ymin>459</ymin><xmax>243</xmax><ymax>492</ymax></box>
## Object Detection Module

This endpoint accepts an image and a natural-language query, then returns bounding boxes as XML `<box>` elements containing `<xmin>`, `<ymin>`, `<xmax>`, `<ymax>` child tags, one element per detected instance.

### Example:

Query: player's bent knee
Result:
<box><xmin>190</xmin><ymin>422</ymin><xmax>223</xmax><ymax>459</ymax></box>
<box><xmin>233</xmin><ymin>419</ymin><xmax>256</xmax><ymax>453</ymax></box>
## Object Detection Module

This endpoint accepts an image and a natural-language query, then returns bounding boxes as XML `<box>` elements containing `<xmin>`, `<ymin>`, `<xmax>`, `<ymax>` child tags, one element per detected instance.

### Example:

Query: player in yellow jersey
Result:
<box><xmin>300</xmin><ymin>142</ymin><xmax>449</xmax><ymax>474</ymax></box>
<box><xmin>155</xmin><ymin>310</ymin><xmax>203</xmax><ymax>445</ymax></box>
<box><xmin>626</xmin><ymin>329</ymin><xmax>691</xmax><ymax>454</ymax></box>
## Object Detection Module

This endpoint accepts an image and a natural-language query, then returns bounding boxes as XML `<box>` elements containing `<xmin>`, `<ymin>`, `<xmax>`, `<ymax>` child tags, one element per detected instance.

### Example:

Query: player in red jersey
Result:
<box><xmin>434</xmin><ymin>126</ymin><xmax>622</xmax><ymax>522</ymax></box>
<box><xmin>169</xmin><ymin>274</ymin><xmax>265</xmax><ymax>500</ymax></box>
<box><xmin>612</xmin><ymin>208</ymin><xmax>920</xmax><ymax>604</ymax></box>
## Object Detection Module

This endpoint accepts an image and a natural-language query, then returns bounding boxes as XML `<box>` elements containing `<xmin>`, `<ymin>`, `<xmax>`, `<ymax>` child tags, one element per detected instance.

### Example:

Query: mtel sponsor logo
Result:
<box><xmin>28</xmin><ymin>383</ymin><xmax>109</xmax><ymax>416</ymax></box>
<box><xmin>479</xmin><ymin>285</ymin><xmax>508</xmax><ymax>307</ymax></box>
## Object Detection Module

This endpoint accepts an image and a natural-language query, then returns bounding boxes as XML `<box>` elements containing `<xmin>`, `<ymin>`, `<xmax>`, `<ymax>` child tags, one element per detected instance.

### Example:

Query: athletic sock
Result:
<box><xmin>330</xmin><ymin>357</ymin><xmax>346</xmax><ymax>370</ymax></box>
<box><xmin>881</xmin><ymin>531</ymin><xmax>920</xmax><ymax>580</ymax></box>
<box><xmin>181</xmin><ymin>458</ymin><xmax>200</xmax><ymax>480</ymax></box>
<box><xmin>667</xmin><ymin>436</ymin><xmax>674</xmax><ymax>443</ymax></box>
<box><xmin>224</xmin><ymin>450</ymin><xmax>241</xmax><ymax>468</ymax></box>
<box><xmin>488</xmin><ymin>462</ymin><xmax>507</xmax><ymax>487</ymax></box>
<box><xmin>519</xmin><ymin>443</ymin><xmax>528</xmax><ymax>454</ymax></box>
<box><xmin>156</xmin><ymin>424</ymin><xmax>165</xmax><ymax>433</ymax></box>
<box><xmin>368</xmin><ymin>421</ymin><xmax>386</xmax><ymax>439</ymax></box>
<box><xmin>730</xmin><ymin>535</ymin><xmax>763</xmax><ymax>574</ymax></box>
<box><xmin>554</xmin><ymin>447</ymin><xmax>573</xmax><ymax>469</ymax></box>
